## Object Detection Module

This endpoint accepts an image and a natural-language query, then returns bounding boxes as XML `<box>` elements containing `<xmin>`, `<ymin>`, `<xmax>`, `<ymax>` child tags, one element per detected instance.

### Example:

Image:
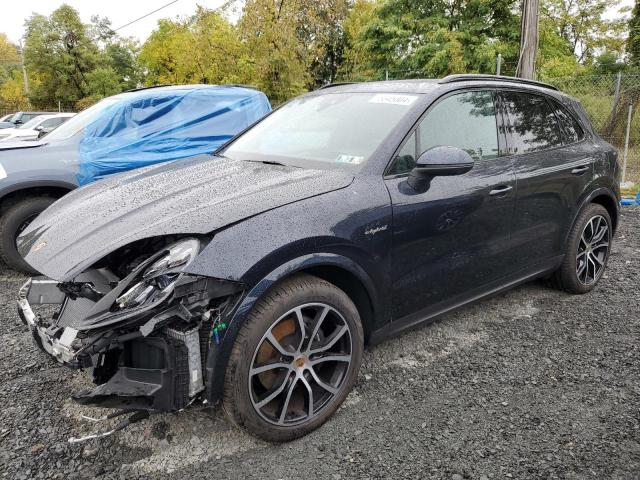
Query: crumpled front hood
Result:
<box><xmin>19</xmin><ymin>155</ymin><xmax>353</xmax><ymax>280</ymax></box>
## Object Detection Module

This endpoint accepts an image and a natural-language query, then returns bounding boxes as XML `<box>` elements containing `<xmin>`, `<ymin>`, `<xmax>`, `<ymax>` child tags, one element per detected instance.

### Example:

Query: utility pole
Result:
<box><xmin>516</xmin><ymin>0</ymin><xmax>539</xmax><ymax>79</ymax></box>
<box><xmin>496</xmin><ymin>53</ymin><xmax>502</xmax><ymax>76</ymax></box>
<box><xmin>18</xmin><ymin>40</ymin><xmax>29</xmax><ymax>94</ymax></box>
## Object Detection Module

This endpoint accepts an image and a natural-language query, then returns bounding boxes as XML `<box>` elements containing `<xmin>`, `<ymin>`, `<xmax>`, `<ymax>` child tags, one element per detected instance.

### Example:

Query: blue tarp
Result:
<box><xmin>77</xmin><ymin>85</ymin><xmax>271</xmax><ymax>185</ymax></box>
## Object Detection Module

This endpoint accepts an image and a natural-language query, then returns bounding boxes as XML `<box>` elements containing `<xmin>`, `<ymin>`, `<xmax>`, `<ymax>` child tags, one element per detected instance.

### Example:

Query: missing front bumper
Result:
<box><xmin>18</xmin><ymin>277</ymin><xmax>80</xmax><ymax>364</ymax></box>
<box><xmin>18</xmin><ymin>271</ymin><xmax>236</xmax><ymax>412</ymax></box>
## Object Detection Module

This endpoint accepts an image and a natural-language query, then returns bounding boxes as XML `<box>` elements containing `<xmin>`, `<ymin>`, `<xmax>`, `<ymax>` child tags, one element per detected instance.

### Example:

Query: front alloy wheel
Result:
<box><xmin>249</xmin><ymin>303</ymin><xmax>353</xmax><ymax>426</ymax></box>
<box><xmin>223</xmin><ymin>274</ymin><xmax>363</xmax><ymax>442</ymax></box>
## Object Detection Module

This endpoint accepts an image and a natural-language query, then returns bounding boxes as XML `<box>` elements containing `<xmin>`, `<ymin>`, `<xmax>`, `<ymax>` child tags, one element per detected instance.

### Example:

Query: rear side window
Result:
<box><xmin>502</xmin><ymin>92</ymin><xmax>563</xmax><ymax>154</ymax></box>
<box><xmin>550</xmin><ymin>99</ymin><xmax>584</xmax><ymax>144</ymax></box>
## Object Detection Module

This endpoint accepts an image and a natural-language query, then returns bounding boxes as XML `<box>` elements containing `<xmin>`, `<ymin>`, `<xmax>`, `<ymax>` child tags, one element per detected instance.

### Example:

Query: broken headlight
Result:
<box><xmin>116</xmin><ymin>238</ymin><xmax>200</xmax><ymax>310</ymax></box>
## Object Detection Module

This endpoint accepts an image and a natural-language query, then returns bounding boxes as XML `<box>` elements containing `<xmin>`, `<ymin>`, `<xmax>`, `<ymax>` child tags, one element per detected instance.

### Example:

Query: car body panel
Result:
<box><xmin>17</xmin><ymin>77</ymin><xmax>621</xmax><ymax>414</ymax></box>
<box><xmin>384</xmin><ymin>156</ymin><xmax>517</xmax><ymax>320</ymax></box>
<box><xmin>19</xmin><ymin>155</ymin><xmax>354</xmax><ymax>281</ymax></box>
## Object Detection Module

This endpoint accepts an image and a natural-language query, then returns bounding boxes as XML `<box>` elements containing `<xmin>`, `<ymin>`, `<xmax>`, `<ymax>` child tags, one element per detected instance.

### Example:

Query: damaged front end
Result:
<box><xmin>18</xmin><ymin>238</ymin><xmax>243</xmax><ymax>413</ymax></box>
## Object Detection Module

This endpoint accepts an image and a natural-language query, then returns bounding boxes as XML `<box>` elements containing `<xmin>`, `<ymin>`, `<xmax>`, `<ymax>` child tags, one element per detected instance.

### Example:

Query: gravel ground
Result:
<box><xmin>1</xmin><ymin>208</ymin><xmax>639</xmax><ymax>480</ymax></box>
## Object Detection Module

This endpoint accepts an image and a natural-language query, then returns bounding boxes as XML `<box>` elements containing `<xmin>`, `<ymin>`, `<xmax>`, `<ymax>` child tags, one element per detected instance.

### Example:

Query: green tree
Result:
<box><xmin>337</xmin><ymin>0</ymin><xmax>379</xmax><ymax>81</ymax></box>
<box><xmin>537</xmin><ymin>17</ymin><xmax>582</xmax><ymax>79</ymax></box>
<box><xmin>238</xmin><ymin>0</ymin><xmax>309</xmax><ymax>103</ymax></box>
<box><xmin>297</xmin><ymin>0</ymin><xmax>351</xmax><ymax>87</ymax></box>
<box><xmin>0</xmin><ymin>70</ymin><xmax>29</xmax><ymax>110</ymax></box>
<box><xmin>140</xmin><ymin>8</ymin><xmax>252</xmax><ymax>86</ymax></box>
<box><xmin>353</xmin><ymin>0</ymin><xmax>521</xmax><ymax>78</ymax></box>
<box><xmin>104</xmin><ymin>39</ymin><xmax>142</xmax><ymax>91</ymax></box>
<box><xmin>0</xmin><ymin>33</ymin><xmax>20</xmax><ymax>85</ymax></box>
<box><xmin>542</xmin><ymin>0</ymin><xmax>627</xmax><ymax>64</ymax></box>
<box><xmin>23</xmin><ymin>4</ymin><xmax>141</xmax><ymax>108</ymax></box>
<box><xmin>23</xmin><ymin>5</ymin><xmax>101</xmax><ymax>106</ymax></box>
<box><xmin>629</xmin><ymin>0</ymin><xmax>640</xmax><ymax>66</ymax></box>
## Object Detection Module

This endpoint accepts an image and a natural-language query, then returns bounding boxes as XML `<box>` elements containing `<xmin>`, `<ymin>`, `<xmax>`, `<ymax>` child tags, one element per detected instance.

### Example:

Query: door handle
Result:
<box><xmin>489</xmin><ymin>185</ymin><xmax>513</xmax><ymax>196</ymax></box>
<box><xmin>571</xmin><ymin>165</ymin><xmax>590</xmax><ymax>175</ymax></box>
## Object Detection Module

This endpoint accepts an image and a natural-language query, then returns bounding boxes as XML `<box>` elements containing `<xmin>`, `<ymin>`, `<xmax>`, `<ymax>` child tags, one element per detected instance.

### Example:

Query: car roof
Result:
<box><xmin>16</xmin><ymin>111</ymin><xmax>59</xmax><ymax>115</ymax></box>
<box><xmin>314</xmin><ymin>75</ymin><xmax>569</xmax><ymax>99</ymax></box>
<box><xmin>111</xmin><ymin>84</ymin><xmax>263</xmax><ymax>100</ymax></box>
<box><xmin>35</xmin><ymin>113</ymin><xmax>75</xmax><ymax>119</ymax></box>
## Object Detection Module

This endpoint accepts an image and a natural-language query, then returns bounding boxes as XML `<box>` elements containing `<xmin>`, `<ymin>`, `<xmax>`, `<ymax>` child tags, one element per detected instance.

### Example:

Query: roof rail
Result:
<box><xmin>439</xmin><ymin>74</ymin><xmax>558</xmax><ymax>91</ymax></box>
<box><xmin>317</xmin><ymin>82</ymin><xmax>356</xmax><ymax>90</ymax></box>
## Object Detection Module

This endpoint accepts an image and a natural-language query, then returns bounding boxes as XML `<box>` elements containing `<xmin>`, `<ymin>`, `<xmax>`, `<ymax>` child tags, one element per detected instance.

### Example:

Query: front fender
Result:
<box><xmin>204</xmin><ymin>252</ymin><xmax>383</xmax><ymax>404</ymax></box>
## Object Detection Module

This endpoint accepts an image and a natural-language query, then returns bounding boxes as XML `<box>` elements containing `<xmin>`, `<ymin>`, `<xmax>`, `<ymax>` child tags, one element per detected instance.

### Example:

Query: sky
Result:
<box><xmin>0</xmin><ymin>0</ymin><xmax>230</xmax><ymax>44</ymax></box>
<box><xmin>0</xmin><ymin>0</ymin><xmax>634</xmax><ymax>45</ymax></box>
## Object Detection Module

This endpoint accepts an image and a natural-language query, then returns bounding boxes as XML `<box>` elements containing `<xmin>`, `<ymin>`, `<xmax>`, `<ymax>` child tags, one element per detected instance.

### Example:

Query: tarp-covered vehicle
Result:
<box><xmin>0</xmin><ymin>85</ymin><xmax>271</xmax><ymax>272</ymax></box>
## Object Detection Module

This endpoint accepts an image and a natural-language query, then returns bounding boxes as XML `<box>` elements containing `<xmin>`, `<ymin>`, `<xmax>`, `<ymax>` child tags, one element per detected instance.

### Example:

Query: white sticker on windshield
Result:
<box><xmin>336</xmin><ymin>154</ymin><xmax>364</xmax><ymax>165</ymax></box>
<box><xmin>369</xmin><ymin>94</ymin><xmax>417</xmax><ymax>106</ymax></box>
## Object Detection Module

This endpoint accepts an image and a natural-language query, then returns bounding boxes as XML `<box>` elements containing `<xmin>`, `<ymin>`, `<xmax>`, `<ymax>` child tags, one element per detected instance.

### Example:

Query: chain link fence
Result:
<box><xmin>0</xmin><ymin>103</ymin><xmax>78</xmax><ymax>119</ymax></box>
<box><xmin>545</xmin><ymin>73</ymin><xmax>640</xmax><ymax>184</ymax></box>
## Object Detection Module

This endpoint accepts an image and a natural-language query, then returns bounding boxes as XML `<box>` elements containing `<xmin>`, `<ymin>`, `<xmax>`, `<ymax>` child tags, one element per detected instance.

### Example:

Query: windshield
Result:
<box><xmin>18</xmin><ymin>116</ymin><xmax>45</xmax><ymax>130</ymax></box>
<box><xmin>44</xmin><ymin>97</ymin><xmax>120</xmax><ymax>141</ymax></box>
<box><xmin>222</xmin><ymin>92</ymin><xmax>419</xmax><ymax>169</ymax></box>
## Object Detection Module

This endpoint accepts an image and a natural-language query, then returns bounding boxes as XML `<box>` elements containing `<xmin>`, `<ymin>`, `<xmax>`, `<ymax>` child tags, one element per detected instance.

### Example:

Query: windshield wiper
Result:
<box><xmin>241</xmin><ymin>159</ymin><xmax>293</xmax><ymax>167</ymax></box>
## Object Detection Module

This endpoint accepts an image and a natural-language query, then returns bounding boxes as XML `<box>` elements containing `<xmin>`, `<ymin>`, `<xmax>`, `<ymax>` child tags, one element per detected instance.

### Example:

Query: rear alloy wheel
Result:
<box><xmin>575</xmin><ymin>214</ymin><xmax>610</xmax><ymax>286</ymax></box>
<box><xmin>549</xmin><ymin>203</ymin><xmax>612</xmax><ymax>294</ymax></box>
<box><xmin>223</xmin><ymin>274</ymin><xmax>363</xmax><ymax>441</ymax></box>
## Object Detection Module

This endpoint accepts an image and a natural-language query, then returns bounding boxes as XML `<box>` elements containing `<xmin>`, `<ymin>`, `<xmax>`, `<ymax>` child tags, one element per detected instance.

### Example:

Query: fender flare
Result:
<box><xmin>567</xmin><ymin>186</ymin><xmax>619</xmax><ymax>242</ymax></box>
<box><xmin>205</xmin><ymin>252</ymin><xmax>378</xmax><ymax>403</ymax></box>
<box><xmin>0</xmin><ymin>180</ymin><xmax>76</xmax><ymax>201</ymax></box>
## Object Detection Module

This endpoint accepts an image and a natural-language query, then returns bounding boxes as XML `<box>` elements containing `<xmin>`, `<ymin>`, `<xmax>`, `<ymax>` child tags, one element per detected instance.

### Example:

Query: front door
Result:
<box><xmin>385</xmin><ymin>90</ymin><xmax>516</xmax><ymax>321</ymax></box>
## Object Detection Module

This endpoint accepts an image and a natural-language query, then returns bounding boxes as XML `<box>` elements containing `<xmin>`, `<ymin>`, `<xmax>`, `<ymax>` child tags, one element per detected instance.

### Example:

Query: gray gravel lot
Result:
<box><xmin>1</xmin><ymin>209</ymin><xmax>639</xmax><ymax>480</ymax></box>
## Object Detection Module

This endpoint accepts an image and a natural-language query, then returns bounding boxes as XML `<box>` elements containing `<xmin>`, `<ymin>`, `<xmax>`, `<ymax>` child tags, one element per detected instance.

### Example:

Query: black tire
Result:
<box><xmin>0</xmin><ymin>196</ymin><xmax>56</xmax><ymax>274</ymax></box>
<box><xmin>223</xmin><ymin>273</ymin><xmax>364</xmax><ymax>442</ymax></box>
<box><xmin>549</xmin><ymin>203</ymin><xmax>612</xmax><ymax>294</ymax></box>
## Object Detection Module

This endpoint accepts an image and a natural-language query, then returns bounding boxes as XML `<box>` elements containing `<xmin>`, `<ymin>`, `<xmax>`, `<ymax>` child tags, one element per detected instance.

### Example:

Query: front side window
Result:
<box><xmin>388</xmin><ymin>90</ymin><xmax>498</xmax><ymax>175</ymax></box>
<box><xmin>502</xmin><ymin>92</ymin><xmax>562</xmax><ymax>154</ymax></box>
<box><xmin>18</xmin><ymin>116</ymin><xmax>45</xmax><ymax>130</ymax></box>
<box><xmin>223</xmin><ymin>92</ymin><xmax>420</xmax><ymax>170</ymax></box>
<box><xmin>41</xmin><ymin>118</ymin><xmax>63</xmax><ymax>129</ymax></box>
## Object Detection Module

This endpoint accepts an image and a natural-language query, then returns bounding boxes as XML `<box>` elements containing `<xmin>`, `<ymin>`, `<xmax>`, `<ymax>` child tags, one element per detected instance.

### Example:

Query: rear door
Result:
<box><xmin>385</xmin><ymin>89</ymin><xmax>517</xmax><ymax>320</ymax></box>
<box><xmin>501</xmin><ymin>90</ymin><xmax>594</xmax><ymax>268</ymax></box>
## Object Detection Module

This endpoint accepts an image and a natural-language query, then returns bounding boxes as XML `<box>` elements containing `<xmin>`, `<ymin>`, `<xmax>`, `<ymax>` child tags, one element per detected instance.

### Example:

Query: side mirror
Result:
<box><xmin>407</xmin><ymin>146</ymin><xmax>474</xmax><ymax>191</ymax></box>
<box><xmin>34</xmin><ymin>126</ymin><xmax>43</xmax><ymax>131</ymax></box>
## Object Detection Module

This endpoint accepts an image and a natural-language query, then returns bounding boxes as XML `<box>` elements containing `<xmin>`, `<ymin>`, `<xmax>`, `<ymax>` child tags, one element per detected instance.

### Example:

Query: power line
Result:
<box><xmin>113</xmin><ymin>0</ymin><xmax>181</xmax><ymax>32</ymax></box>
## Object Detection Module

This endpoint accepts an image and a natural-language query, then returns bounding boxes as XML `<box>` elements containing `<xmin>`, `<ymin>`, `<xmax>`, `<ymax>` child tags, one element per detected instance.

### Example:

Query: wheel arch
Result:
<box><xmin>589</xmin><ymin>192</ymin><xmax>618</xmax><ymax>233</ymax></box>
<box><xmin>0</xmin><ymin>182</ymin><xmax>75</xmax><ymax>214</ymax></box>
<box><xmin>206</xmin><ymin>253</ymin><xmax>382</xmax><ymax>404</ymax></box>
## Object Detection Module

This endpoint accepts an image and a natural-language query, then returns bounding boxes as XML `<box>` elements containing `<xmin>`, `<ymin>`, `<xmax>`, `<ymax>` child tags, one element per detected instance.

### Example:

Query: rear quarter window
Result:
<box><xmin>549</xmin><ymin>98</ymin><xmax>584</xmax><ymax>144</ymax></box>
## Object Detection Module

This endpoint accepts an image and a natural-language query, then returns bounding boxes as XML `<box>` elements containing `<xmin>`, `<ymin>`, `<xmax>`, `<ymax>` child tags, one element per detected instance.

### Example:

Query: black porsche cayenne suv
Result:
<box><xmin>17</xmin><ymin>75</ymin><xmax>620</xmax><ymax>442</ymax></box>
